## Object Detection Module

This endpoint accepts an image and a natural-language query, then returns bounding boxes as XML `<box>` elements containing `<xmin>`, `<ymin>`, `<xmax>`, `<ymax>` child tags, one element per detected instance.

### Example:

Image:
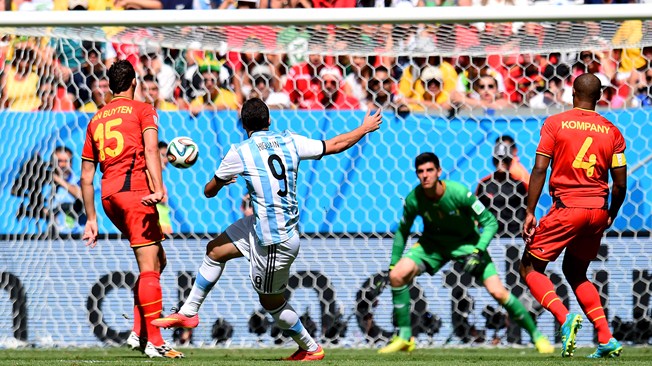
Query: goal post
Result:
<box><xmin>0</xmin><ymin>6</ymin><xmax>651</xmax><ymax>349</ymax></box>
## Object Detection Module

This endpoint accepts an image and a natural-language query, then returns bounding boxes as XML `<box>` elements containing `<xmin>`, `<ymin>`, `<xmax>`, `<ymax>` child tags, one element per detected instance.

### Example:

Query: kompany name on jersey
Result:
<box><xmin>561</xmin><ymin>120</ymin><xmax>610</xmax><ymax>134</ymax></box>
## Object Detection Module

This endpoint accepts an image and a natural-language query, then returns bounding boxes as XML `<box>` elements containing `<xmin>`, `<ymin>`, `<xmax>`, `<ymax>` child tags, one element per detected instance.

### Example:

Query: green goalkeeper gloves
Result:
<box><xmin>463</xmin><ymin>248</ymin><xmax>485</xmax><ymax>275</ymax></box>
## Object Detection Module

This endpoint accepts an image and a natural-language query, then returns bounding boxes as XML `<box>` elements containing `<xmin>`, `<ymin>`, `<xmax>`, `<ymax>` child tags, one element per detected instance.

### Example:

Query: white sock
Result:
<box><xmin>269</xmin><ymin>302</ymin><xmax>318</xmax><ymax>352</ymax></box>
<box><xmin>180</xmin><ymin>256</ymin><xmax>224</xmax><ymax>316</ymax></box>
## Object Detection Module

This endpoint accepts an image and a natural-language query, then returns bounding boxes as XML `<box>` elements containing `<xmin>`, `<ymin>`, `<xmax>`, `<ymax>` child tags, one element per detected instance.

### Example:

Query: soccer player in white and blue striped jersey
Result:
<box><xmin>153</xmin><ymin>98</ymin><xmax>382</xmax><ymax>360</ymax></box>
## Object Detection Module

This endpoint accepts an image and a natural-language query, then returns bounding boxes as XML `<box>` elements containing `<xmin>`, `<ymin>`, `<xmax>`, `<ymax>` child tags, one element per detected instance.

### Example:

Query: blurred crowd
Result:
<box><xmin>1</xmin><ymin>0</ymin><xmax>652</xmax><ymax>114</ymax></box>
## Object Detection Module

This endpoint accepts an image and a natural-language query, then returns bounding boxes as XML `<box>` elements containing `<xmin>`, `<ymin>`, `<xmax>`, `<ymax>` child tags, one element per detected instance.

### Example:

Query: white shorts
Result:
<box><xmin>225</xmin><ymin>215</ymin><xmax>300</xmax><ymax>295</ymax></box>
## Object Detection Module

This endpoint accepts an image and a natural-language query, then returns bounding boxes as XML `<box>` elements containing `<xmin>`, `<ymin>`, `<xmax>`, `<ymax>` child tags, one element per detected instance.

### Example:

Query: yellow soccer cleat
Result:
<box><xmin>378</xmin><ymin>336</ymin><xmax>416</xmax><ymax>354</ymax></box>
<box><xmin>534</xmin><ymin>334</ymin><xmax>555</xmax><ymax>354</ymax></box>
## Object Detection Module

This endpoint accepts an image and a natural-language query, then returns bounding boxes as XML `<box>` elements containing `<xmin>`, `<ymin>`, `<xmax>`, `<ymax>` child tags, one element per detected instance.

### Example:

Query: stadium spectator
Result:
<box><xmin>366</xmin><ymin>66</ymin><xmax>406</xmax><ymax>112</ymax></box>
<box><xmin>141</xmin><ymin>74</ymin><xmax>178</xmax><ymax>111</ymax></box>
<box><xmin>476</xmin><ymin>141</ymin><xmax>527</xmax><ymax>238</ymax></box>
<box><xmin>1</xmin><ymin>46</ymin><xmax>40</xmax><ymax>111</ymax></box>
<box><xmin>284</xmin><ymin>50</ymin><xmax>324</xmax><ymax>109</ymax></box>
<box><xmin>190</xmin><ymin>61</ymin><xmax>240</xmax><ymax>114</ymax></box>
<box><xmin>403</xmin><ymin>65</ymin><xmax>451</xmax><ymax>113</ymax></box>
<box><xmin>451</xmin><ymin>75</ymin><xmax>511</xmax><ymax>111</ymax></box>
<box><xmin>47</xmin><ymin>146</ymin><xmax>85</xmax><ymax>237</ymax></box>
<box><xmin>79</xmin><ymin>76</ymin><xmax>111</xmax><ymax>112</ymax></box>
<box><xmin>527</xmin><ymin>63</ymin><xmax>572</xmax><ymax>109</ymax></box>
<box><xmin>137</xmin><ymin>44</ymin><xmax>177</xmax><ymax>102</ymax></box>
<box><xmin>596</xmin><ymin>73</ymin><xmax>626</xmax><ymax>109</ymax></box>
<box><xmin>318</xmin><ymin>66</ymin><xmax>360</xmax><ymax>110</ymax></box>
<box><xmin>248</xmin><ymin>65</ymin><xmax>292</xmax><ymax>109</ymax></box>
<box><xmin>495</xmin><ymin>135</ymin><xmax>530</xmax><ymax>189</ymax></box>
<box><xmin>632</xmin><ymin>66</ymin><xmax>652</xmax><ymax>107</ymax></box>
<box><xmin>113</xmin><ymin>0</ymin><xmax>163</xmax><ymax>9</ymax></box>
<box><xmin>342</xmin><ymin>54</ymin><xmax>373</xmax><ymax>108</ymax></box>
<box><xmin>520</xmin><ymin>73</ymin><xmax>627</xmax><ymax>359</ymax></box>
<box><xmin>380</xmin><ymin>152</ymin><xmax>552</xmax><ymax>354</ymax></box>
<box><xmin>456</xmin><ymin>54</ymin><xmax>506</xmax><ymax>95</ymax></box>
<box><xmin>504</xmin><ymin>54</ymin><xmax>544</xmax><ymax>105</ymax></box>
<box><xmin>36</xmin><ymin>76</ymin><xmax>74</xmax><ymax>111</ymax></box>
<box><xmin>67</xmin><ymin>44</ymin><xmax>108</xmax><ymax>109</ymax></box>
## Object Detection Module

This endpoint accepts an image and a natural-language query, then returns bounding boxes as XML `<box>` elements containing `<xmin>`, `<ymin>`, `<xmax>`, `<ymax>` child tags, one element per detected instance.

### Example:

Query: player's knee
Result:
<box><xmin>488</xmin><ymin>287</ymin><xmax>509</xmax><ymax>302</ymax></box>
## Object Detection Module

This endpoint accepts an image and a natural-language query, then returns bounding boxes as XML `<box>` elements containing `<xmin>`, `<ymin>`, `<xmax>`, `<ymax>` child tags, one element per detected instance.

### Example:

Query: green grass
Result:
<box><xmin>0</xmin><ymin>347</ymin><xmax>650</xmax><ymax>366</ymax></box>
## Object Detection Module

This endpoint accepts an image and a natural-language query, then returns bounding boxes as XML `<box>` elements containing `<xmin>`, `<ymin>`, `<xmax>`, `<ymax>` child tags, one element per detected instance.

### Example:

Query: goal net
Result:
<box><xmin>0</xmin><ymin>6</ymin><xmax>651</xmax><ymax>349</ymax></box>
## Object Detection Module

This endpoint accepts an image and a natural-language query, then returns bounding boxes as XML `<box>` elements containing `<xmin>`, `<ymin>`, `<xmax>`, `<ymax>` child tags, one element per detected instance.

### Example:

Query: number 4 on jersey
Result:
<box><xmin>573</xmin><ymin>137</ymin><xmax>596</xmax><ymax>177</ymax></box>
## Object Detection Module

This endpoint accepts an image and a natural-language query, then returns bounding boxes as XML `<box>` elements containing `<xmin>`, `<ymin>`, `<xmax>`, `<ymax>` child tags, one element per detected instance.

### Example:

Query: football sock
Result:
<box><xmin>137</xmin><ymin>271</ymin><xmax>164</xmax><ymax>346</ymax></box>
<box><xmin>180</xmin><ymin>256</ymin><xmax>225</xmax><ymax>316</ymax></box>
<box><xmin>573</xmin><ymin>281</ymin><xmax>612</xmax><ymax>344</ymax></box>
<box><xmin>269</xmin><ymin>301</ymin><xmax>318</xmax><ymax>352</ymax></box>
<box><xmin>501</xmin><ymin>293</ymin><xmax>541</xmax><ymax>341</ymax></box>
<box><xmin>525</xmin><ymin>271</ymin><xmax>568</xmax><ymax>324</ymax></box>
<box><xmin>132</xmin><ymin>278</ymin><xmax>142</xmax><ymax>336</ymax></box>
<box><xmin>391</xmin><ymin>285</ymin><xmax>412</xmax><ymax>340</ymax></box>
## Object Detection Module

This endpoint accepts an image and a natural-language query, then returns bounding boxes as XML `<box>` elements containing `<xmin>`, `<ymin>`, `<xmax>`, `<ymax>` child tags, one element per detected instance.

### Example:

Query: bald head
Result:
<box><xmin>573</xmin><ymin>73</ymin><xmax>602</xmax><ymax>107</ymax></box>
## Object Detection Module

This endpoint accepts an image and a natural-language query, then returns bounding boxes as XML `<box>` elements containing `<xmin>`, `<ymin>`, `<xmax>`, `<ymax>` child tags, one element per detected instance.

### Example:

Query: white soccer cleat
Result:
<box><xmin>143</xmin><ymin>341</ymin><xmax>185</xmax><ymax>359</ymax></box>
<box><xmin>126</xmin><ymin>331</ymin><xmax>144</xmax><ymax>352</ymax></box>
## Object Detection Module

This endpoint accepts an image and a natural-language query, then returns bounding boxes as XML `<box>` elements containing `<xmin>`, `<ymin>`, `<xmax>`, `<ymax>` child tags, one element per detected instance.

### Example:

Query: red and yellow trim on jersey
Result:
<box><xmin>130</xmin><ymin>238</ymin><xmax>165</xmax><ymax>248</ymax></box>
<box><xmin>528</xmin><ymin>250</ymin><xmax>551</xmax><ymax>262</ymax></box>
<box><xmin>612</xmin><ymin>153</ymin><xmax>627</xmax><ymax>168</ymax></box>
<box><xmin>536</xmin><ymin>151</ymin><xmax>552</xmax><ymax>158</ymax></box>
<box><xmin>142</xmin><ymin>126</ymin><xmax>158</xmax><ymax>134</ymax></box>
<box><xmin>81</xmin><ymin>155</ymin><xmax>96</xmax><ymax>162</ymax></box>
<box><xmin>573</xmin><ymin>107</ymin><xmax>598</xmax><ymax>113</ymax></box>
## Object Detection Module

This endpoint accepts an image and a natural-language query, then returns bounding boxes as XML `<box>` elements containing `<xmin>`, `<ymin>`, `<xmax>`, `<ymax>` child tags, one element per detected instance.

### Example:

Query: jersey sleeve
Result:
<box><xmin>536</xmin><ymin>117</ymin><xmax>556</xmax><ymax>158</ymax></box>
<box><xmin>214</xmin><ymin>146</ymin><xmax>244</xmax><ymax>181</ymax></box>
<box><xmin>291</xmin><ymin>134</ymin><xmax>325</xmax><ymax>161</ymax></box>
<box><xmin>140</xmin><ymin>104</ymin><xmax>159</xmax><ymax>133</ymax></box>
<box><xmin>611</xmin><ymin>128</ymin><xmax>627</xmax><ymax>168</ymax></box>
<box><xmin>391</xmin><ymin>193</ymin><xmax>418</xmax><ymax>267</ymax></box>
<box><xmin>81</xmin><ymin>125</ymin><xmax>97</xmax><ymax>162</ymax></box>
<box><xmin>463</xmin><ymin>188</ymin><xmax>498</xmax><ymax>251</ymax></box>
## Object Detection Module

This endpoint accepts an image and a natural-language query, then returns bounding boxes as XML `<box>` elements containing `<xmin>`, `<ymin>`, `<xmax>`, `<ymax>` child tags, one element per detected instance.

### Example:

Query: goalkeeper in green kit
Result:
<box><xmin>379</xmin><ymin>152</ymin><xmax>553</xmax><ymax>354</ymax></box>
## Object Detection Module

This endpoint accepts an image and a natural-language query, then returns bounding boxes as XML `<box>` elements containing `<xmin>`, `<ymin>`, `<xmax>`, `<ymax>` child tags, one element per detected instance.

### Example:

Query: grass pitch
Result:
<box><xmin>0</xmin><ymin>346</ymin><xmax>650</xmax><ymax>366</ymax></box>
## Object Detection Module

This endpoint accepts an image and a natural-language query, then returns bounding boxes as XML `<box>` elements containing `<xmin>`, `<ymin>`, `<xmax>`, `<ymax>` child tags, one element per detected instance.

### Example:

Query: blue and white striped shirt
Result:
<box><xmin>215</xmin><ymin>130</ymin><xmax>325</xmax><ymax>246</ymax></box>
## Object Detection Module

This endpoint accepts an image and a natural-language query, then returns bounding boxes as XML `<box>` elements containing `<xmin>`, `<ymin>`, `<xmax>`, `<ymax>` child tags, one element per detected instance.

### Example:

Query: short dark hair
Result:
<box><xmin>158</xmin><ymin>141</ymin><xmax>168</xmax><ymax>150</ymax></box>
<box><xmin>415</xmin><ymin>152</ymin><xmax>440</xmax><ymax>170</ymax></box>
<box><xmin>241</xmin><ymin>98</ymin><xmax>270</xmax><ymax>132</ymax></box>
<box><xmin>53</xmin><ymin>145</ymin><xmax>73</xmax><ymax>157</ymax></box>
<box><xmin>142</xmin><ymin>73</ymin><xmax>158</xmax><ymax>84</ymax></box>
<box><xmin>107</xmin><ymin>60</ymin><xmax>136</xmax><ymax>94</ymax></box>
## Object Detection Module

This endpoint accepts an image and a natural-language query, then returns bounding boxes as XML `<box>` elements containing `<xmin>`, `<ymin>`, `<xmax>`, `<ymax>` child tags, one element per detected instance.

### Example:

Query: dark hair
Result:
<box><xmin>53</xmin><ymin>145</ymin><xmax>73</xmax><ymax>157</ymax></box>
<box><xmin>241</xmin><ymin>98</ymin><xmax>270</xmax><ymax>132</ymax></box>
<box><xmin>415</xmin><ymin>152</ymin><xmax>440</xmax><ymax>170</ymax></box>
<box><xmin>107</xmin><ymin>60</ymin><xmax>136</xmax><ymax>94</ymax></box>
<box><xmin>158</xmin><ymin>141</ymin><xmax>168</xmax><ymax>149</ymax></box>
<box><xmin>142</xmin><ymin>73</ymin><xmax>158</xmax><ymax>84</ymax></box>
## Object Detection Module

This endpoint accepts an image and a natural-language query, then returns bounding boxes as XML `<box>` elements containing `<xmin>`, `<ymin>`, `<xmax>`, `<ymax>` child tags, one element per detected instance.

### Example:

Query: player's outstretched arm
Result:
<box><xmin>80</xmin><ymin>160</ymin><xmax>98</xmax><ymax>248</ymax></box>
<box><xmin>607</xmin><ymin>166</ymin><xmax>627</xmax><ymax>227</ymax></box>
<box><xmin>323</xmin><ymin>109</ymin><xmax>382</xmax><ymax>156</ymax></box>
<box><xmin>523</xmin><ymin>154</ymin><xmax>550</xmax><ymax>243</ymax></box>
<box><xmin>142</xmin><ymin>128</ymin><xmax>165</xmax><ymax>206</ymax></box>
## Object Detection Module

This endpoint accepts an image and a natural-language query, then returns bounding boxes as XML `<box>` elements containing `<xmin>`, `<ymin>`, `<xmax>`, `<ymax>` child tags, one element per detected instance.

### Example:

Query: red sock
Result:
<box><xmin>132</xmin><ymin>279</ymin><xmax>142</xmax><ymax>336</ymax></box>
<box><xmin>137</xmin><ymin>271</ymin><xmax>164</xmax><ymax>346</ymax></box>
<box><xmin>525</xmin><ymin>271</ymin><xmax>569</xmax><ymax>324</ymax></box>
<box><xmin>573</xmin><ymin>281</ymin><xmax>612</xmax><ymax>344</ymax></box>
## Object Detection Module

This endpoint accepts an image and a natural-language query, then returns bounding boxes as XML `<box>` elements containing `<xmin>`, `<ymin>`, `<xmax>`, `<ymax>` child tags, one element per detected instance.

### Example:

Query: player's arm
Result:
<box><xmin>390</xmin><ymin>197</ymin><xmax>417</xmax><ymax>269</ymax></box>
<box><xmin>466</xmin><ymin>192</ymin><xmax>498</xmax><ymax>252</ymax></box>
<box><xmin>142</xmin><ymin>127</ymin><xmax>165</xmax><ymax>206</ymax></box>
<box><xmin>523</xmin><ymin>153</ymin><xmax>550</xmax><ymax>242</ymax></box>
<box><xmin>206</xmin><ymin>147</ymin><xmax>243</xmax><ymax>198</ymax></box>
<box><xmin>323</xmin><ymin>109</ymin><xmax>382</xmax><ymax>155</ymax></box>
<box><xmin>80</xmin><ymin>159</ymin><xmax>98</xmax><ymax>247</ymax></box>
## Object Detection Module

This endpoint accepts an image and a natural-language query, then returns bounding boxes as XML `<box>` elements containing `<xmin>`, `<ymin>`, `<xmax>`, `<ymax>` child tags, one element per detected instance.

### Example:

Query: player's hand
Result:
<box><xmin>522</xmin><ymin>212</ymin><xmax>537</xmax><ymax>244</ymax></box>
<box><xmin>224</xmin><ymin>177</ymin><xmax>237</xmax><ymax>185</ymax></box>
<box><xmin>362</xmin><ymin>108</ymin><xmax>382</xmax><ymax>134</ymax></box>
<box><xmin>606</xmin><ymin>215</ymin><xmax>614</xmax><ymax>228</ymax></box>
<box><xmin>463</xmin><ymin>248</ymin><xmax>484</xmax><ymax>275</ymax></box>
<box><xmin>142</xmin><ymin>191</ymin><xmax>164</xmax><ymax>206</ymax></box>
<box><xmin>83</xmin><ymin>220</ymin><xmax>99</xmax><ymax>248</ymax></box>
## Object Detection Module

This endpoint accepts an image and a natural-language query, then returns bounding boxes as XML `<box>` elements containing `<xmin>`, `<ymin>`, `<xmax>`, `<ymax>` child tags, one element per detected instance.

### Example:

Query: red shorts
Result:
<box><xmin>102</xmin><ymin>190</ymin><xmax>164</xmax><ymax>247</ymax></box>
<box><xmin>526</xmin><ymin>206</ymin><xmax>608</xmax><ymax>262</ymax></box>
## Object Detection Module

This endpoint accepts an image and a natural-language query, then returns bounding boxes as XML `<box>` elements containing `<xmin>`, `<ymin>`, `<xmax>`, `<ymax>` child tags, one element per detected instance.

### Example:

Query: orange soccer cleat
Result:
<box><xmin>152</xmin><ymin>312</ymin><xmax>199</xmax><ymax>329</ymax></box>
<box><xmin>283</xmin><ymin>345</ymin><xmax>325</xmax><ymax>361</ymax></box>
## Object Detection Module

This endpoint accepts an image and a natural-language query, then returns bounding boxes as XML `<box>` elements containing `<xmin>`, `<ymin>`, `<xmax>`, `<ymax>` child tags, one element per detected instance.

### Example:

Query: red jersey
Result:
<box><xmin>536</xmin><ymin>108</ymin><xmax>627</xmax><ymax>209</ymax></box>
<box><xmin>82</xmin><ymin>96</ymin><xmax>159</xmax><ymax>198</ymax></box>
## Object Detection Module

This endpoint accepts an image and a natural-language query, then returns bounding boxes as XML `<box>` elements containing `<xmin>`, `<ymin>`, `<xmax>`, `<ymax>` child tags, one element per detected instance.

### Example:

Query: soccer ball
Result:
<box><xmin>167</xmin><ymin>136</ymin><xmax>199</xmax><ymax>169</ymax></box>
